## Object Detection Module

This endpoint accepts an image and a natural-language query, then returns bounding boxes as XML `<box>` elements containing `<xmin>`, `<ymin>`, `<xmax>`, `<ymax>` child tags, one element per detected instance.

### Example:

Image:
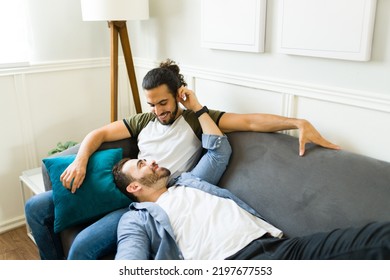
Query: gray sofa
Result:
<box><xmin>42</xmin><ymin>131</ymin><xmax>390</xmax><ymax>259</ymax></box>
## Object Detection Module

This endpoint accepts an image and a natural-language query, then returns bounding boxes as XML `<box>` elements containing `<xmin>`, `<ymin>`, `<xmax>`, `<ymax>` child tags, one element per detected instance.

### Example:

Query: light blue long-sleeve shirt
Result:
<box><xmin>115</xmin><ymin>134</ymin><xmax>265</xmax><ymax>260</ymax></box>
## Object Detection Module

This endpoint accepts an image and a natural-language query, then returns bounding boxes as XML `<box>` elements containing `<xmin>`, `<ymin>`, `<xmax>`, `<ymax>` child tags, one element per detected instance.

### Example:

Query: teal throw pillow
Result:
<box><xmin>43</xmin><ymin>148</ymin><xmax>132</xmax><ymax>233</ymax></box>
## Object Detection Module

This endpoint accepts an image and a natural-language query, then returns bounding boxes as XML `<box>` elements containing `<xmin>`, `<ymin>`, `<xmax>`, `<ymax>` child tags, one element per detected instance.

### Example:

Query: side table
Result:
<box><xmin>19</xmin><ymin>167</ymin><xmax>45</xmax><ymax>243</ymax></box>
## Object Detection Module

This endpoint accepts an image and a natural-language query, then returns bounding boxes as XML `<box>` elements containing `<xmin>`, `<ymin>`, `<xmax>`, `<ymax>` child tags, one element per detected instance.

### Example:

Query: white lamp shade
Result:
<box><xmin>81</xmin><ymin>0</ymin><xmax>149</xmax><ymax>21</ymax></box>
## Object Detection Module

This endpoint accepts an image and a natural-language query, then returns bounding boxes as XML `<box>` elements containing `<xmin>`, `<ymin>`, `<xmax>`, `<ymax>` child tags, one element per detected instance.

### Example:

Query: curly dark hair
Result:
<box><xmin>112</xmin><ymin>158</ymin><xmax>138</xmax><ymax>202</ymax></box>
<box><xmin>142</xmin><ymin>59</ymin><xmax>187</xmax><ymax>97</ymax></box>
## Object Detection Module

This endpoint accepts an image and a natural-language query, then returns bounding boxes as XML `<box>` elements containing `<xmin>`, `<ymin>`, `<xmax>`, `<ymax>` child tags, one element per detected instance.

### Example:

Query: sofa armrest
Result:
<box><xmin>41</xmin><ymin>138</ymin><xmax>139</xmax><ymax>191</ymax></box>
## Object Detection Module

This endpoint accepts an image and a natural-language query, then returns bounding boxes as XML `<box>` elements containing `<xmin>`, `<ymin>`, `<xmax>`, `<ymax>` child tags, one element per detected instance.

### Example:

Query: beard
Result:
<box><xmin>138</xmin><ymin>166</ymin><xmax>171</xmax><ymax>187</ymax></box>
<box><xmin>155</xmin><ymin>102</ymin><xmax>179</xmax><ymax>125</ymax></box>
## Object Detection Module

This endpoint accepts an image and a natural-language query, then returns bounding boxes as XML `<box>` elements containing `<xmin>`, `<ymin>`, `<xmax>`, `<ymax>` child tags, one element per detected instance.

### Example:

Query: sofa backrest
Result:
<box><xmin>219</xmin><ymin>132</ymin><xmax>390</xmax><ymax>237</ymax></box>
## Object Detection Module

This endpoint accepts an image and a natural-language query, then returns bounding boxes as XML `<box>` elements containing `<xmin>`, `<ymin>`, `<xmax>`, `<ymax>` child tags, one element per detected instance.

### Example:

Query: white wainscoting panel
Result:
<box><xmin>295</xmin><ymin>97</ymin><xmax>390</xmax><ymax>162</ymax></box>
<box><xmin>0</xmin><ymin>75</ymin><xmax>28</xmax><ymax>232</ymax></box>
<box><xmin>156</xmin><ymin>60</ymin><xmax>390</xmax><ymax>163</ymax></box>
<box><xmin>1</xmin><ymin>57</ymin><xmax>390</xmax><ymax>233</ymax></box>
<box><xmin>25</xmin><ymin>67</ymin><xmax>110</xmax><ymax>161</ymax></box>
<box><xmin>0</xmin><ymin>58</ymin><xmax>135</xmax><ymax>233</ymax></box>
<box><xmin>194</xmin><ymin>78</ymin><xmax>285</xmax><ymax>115</ymax></box>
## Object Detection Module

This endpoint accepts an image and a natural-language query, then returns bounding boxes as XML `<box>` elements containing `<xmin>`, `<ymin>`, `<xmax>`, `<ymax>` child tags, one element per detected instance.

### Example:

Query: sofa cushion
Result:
<box><xmin>43</xmin><ymin>148</ymin><xmax>132</xmax><ymax>233</ymax></box>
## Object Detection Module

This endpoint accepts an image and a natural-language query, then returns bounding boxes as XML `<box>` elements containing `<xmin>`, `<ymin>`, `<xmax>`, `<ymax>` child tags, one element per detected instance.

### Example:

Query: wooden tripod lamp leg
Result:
<box><xmin>109</xmin><ymin>21</ymin><xmax>119</xmax><ymax>122</ymax></box>
<box><xmin>117</xmin><ymin>21</ymin><xmax>142</xmax><ymax>114</ymax></box>
<box><xmin>108</xmin><ymin>21</ymin><xmax>142</xmax><ymax>122</ymax></box>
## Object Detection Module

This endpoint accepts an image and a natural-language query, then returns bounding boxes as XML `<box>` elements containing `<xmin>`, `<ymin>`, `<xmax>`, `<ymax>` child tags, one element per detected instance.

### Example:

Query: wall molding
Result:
<box><xmin>185</xmin><ymin>65</ymin><xmax>390</xmax><ymax>114</ymax></box>
<box><xmin>2</xmin><ymin>57</ymin><xmax>389</xmax><ymax>114</ymax></box>
<box><xmin>0</xmin><ymin>58</ymin><xmax>110</xmax><ymax>76</ymax></box>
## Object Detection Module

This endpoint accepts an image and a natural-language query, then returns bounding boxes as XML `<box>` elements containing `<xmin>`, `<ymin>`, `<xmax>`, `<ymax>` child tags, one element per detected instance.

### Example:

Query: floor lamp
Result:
<box><xmin>81</xmin><ymin>0</ymin><xmax>149</xmax><ymax>122</ymax></box>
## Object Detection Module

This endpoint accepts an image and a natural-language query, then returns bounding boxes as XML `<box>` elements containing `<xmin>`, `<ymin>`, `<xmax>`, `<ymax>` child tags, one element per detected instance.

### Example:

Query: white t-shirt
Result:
<box><xmin>124</xmin><ymin>110</ymin><xmax>224</xmax><ymax>181</ymax></box>
<box><xmin>156</xmin><ymin>186</ymin><xmax>283</xmax><ymax>260</ymax></box>
<box><xmin>137</xmin><ymin>115</ymin><xmax>201</xmax><ymax>180</ymax></box>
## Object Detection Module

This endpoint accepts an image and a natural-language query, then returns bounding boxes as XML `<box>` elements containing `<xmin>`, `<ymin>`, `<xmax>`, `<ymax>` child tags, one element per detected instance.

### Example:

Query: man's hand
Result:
<box><xmin>60</xmin><ymin>159</ymin><xmax>87</xmax><ymax>193</ymax></box>
<box><xmin>177</xmin><ymin>86</ymin><xmax>203</xmax><ymax>112</ymax></box>
<box><xmin>297</xmin><ymin>120</ymin><xmax>341</xmax><ymax>156</ymax></box>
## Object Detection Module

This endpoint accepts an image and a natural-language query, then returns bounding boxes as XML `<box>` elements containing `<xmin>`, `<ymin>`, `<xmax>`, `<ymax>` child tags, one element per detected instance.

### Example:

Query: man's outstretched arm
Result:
<box><xmin>218</xmin><ymin>112</ymin><xmax>340</xmax><ymax>156</ymax></box>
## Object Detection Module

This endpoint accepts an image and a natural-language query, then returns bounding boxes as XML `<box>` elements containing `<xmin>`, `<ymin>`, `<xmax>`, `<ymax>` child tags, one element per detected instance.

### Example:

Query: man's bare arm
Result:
<box><xmin>218</xmin><ymin>112</ymin><xmax>340</xmax><ymax>156</ymax></box>
<box><xmin>60</xmin><ymin>120</ymin><xmax>131</xmax><ymax>193</ymax></box>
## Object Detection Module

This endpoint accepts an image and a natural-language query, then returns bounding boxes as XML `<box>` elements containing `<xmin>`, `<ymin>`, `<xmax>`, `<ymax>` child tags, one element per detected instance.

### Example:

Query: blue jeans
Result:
<box><xmin>25</xmin><ymin>191</ymin><xmax>127</xmax><ymax>260</ymax></box>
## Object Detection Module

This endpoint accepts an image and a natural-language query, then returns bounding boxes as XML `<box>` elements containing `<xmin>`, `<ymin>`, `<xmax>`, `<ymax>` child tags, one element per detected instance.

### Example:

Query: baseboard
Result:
<box><xmin>0</xmin><ymin>216</ymin><xmax>26</xmax><ymax>234</ymax></box>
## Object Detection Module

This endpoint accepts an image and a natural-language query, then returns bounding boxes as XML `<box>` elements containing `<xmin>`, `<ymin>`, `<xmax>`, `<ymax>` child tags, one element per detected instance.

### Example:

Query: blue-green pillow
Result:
<box><xmin>43</xmin><ymin>148</ymin><xmax>132</xmax><ymax>233</ymax></box>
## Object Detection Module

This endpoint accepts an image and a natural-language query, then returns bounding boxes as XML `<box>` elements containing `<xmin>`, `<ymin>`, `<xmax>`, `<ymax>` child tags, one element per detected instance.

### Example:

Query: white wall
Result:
<box><xmin>27</xmin><ymin>0</ymin><xmax>110</xmax><ymax>62</ymax></box>
<box><xmin>129</xmin><ymin>0</ymin><xmax>390</xmax><ymax>159</ymax></box>
<box><xmin>1</xmin><ymin>0</ymin><xmax>389</xmax><ymax>232</ymax></box>
<box><xmin>23</xmin><ymin>0</ymin><xmax>390</xmax><ymax>97</ymax></box>
<box><xmin>0</xmin><ymin>59</ymin><xmax>139</xmax><ymax>233</ymax></box>
<box><xmin>0</xmin><ymin>1</ymin><xmax>133</xmax><ymax>233</ymax></box>
<box><xmin>129</xmin><ymin>0</ymin><xmax>390</xmax><ymax>95</ymax></box>
<box><xmin>129</xmin><ymin>0</ymin><xmax>390</xmax><ymax>157</ymax></box>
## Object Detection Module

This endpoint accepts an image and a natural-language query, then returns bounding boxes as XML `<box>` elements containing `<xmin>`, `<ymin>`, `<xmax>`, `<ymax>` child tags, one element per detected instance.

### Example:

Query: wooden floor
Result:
<box><xmin>0</xmin><ymin>226</ymin><xmax>40</xmax><ymax>260</ymax></box>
